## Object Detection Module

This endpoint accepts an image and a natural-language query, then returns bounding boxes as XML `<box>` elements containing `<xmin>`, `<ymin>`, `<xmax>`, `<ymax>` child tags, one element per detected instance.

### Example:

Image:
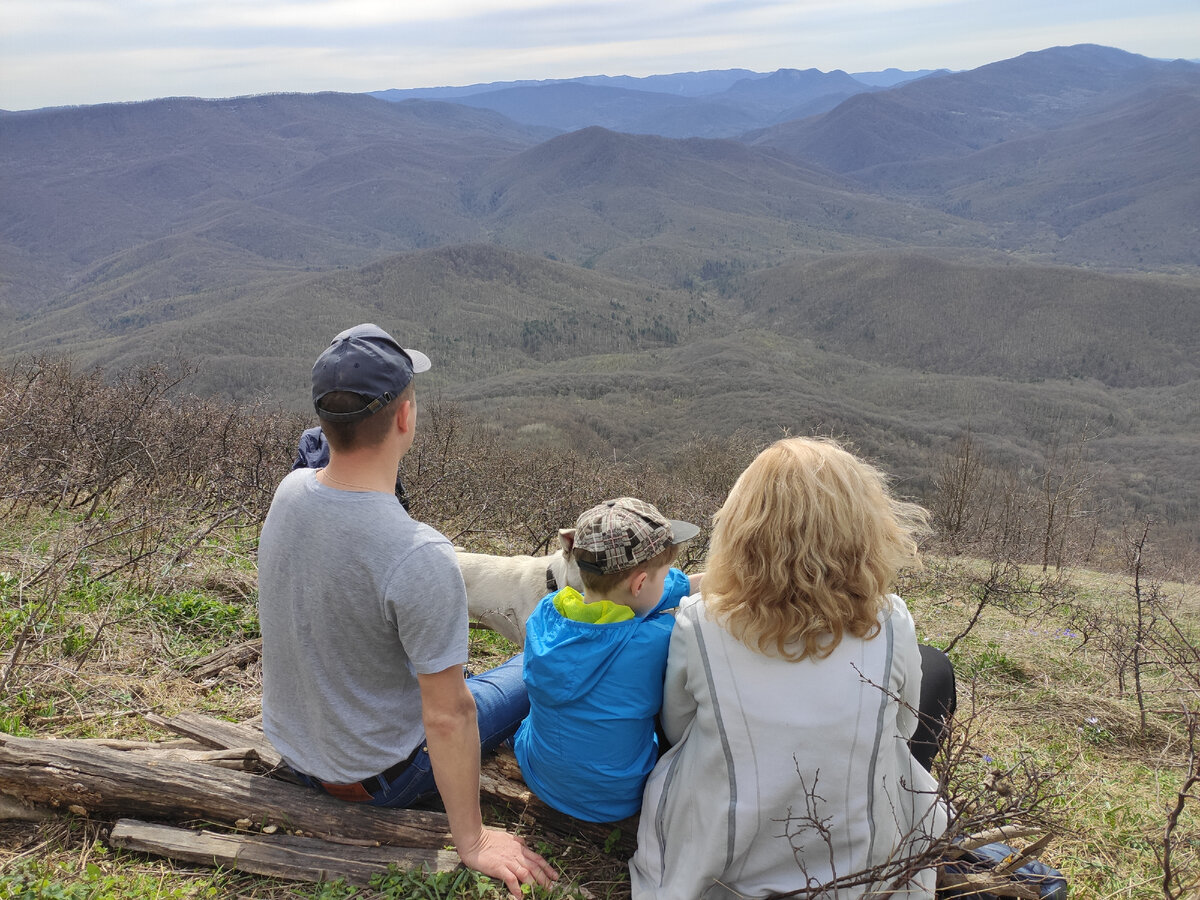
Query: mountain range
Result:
<box><xmin>1</xmin><ymin>43</ymin><xmax>1197</xmax><ymax>536</ymax></box>
<box><xmin>370</xmin><ymin>65</ymin><xmax>921</xmax><ymax>139</ymax></box>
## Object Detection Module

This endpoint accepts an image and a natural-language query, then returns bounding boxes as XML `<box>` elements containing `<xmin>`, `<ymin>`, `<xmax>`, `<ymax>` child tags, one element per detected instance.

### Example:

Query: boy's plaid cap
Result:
<box><xmin>573</xmin><ymin>497</ymin><xmax>700</xmax><ymax>576</ymax></box>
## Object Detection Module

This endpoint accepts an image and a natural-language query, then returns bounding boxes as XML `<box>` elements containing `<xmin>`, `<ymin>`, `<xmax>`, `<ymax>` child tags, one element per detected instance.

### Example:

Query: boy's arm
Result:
<box><xmin>687</xmin><ymin>571</ymin><xmax>703</xmax><ymax>594</ymax></box>
<box><xmin>417</xmin><ymin>666</ymin><xmax>558</xmax><ymax>896</ymax></box>
<box><xmin>656</xmin><ymin>567</ymin><xmax>696</xmax><ymax>612</ymax></box>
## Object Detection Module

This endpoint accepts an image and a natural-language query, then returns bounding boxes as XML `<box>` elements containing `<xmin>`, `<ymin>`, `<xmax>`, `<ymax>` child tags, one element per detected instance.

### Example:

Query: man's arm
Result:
<box><xmin>417</xmin><ymin>665</ymin><xmax>558</xmax><ymax>896</ymax></box>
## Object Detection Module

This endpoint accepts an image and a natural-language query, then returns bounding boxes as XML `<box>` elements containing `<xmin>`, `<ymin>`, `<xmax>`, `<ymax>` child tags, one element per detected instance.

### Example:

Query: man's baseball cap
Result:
<box><xmin>311</xmin><ymin>323</ymin><xmax>431</xmax><ymax>422</ymax></box>
<box><xmin>573</xmin><ymin>497</ymin><xmax>700</xmax><ymax>576</ymax></box>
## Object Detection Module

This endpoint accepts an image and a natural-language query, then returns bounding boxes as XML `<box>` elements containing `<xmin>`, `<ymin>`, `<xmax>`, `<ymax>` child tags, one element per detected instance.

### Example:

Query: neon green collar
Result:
<box><xmin>553</xmin><ymin>587</ymin><xmax>635</xmax><ymax>624</ymax></box>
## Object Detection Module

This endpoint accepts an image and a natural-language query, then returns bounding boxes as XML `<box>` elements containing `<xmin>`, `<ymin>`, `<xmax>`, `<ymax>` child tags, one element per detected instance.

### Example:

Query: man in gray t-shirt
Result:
<box><xmin>258</xmin><ymin>324</ymin><xmax>556</xmax><ymax>895</ymax></box>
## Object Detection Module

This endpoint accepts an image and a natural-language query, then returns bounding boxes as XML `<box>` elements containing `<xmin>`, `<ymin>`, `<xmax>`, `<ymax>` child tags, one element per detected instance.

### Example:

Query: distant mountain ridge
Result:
<box><xmin>749</xmin><ymin>44</ymin><xmax>1200</xmax><ymax>170</ymax></box>
<box><xmin>2</xmin><ymin>44</ymin><xmax>1199</xmax><ymax>532</ymax></box>
<box><xmin>370</xmin><ymin>66</ymin><xmax>919</xmax><ymax>138</ymax></box>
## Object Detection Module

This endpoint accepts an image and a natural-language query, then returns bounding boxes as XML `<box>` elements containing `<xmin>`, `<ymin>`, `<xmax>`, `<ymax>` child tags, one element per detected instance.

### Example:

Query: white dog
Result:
<box><xmin>457</xmin><ymin>530</ymin><xmax>583</xmax><ymax>646</ymax></box>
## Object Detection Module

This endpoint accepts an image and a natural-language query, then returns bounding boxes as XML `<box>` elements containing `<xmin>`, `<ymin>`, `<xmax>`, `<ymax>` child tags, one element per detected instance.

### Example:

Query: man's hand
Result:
<box><xmin>417</xmin><ymin>667</ymin><xmax>559</xmax><ymax>895</ymax></box>
<box><xmin>456</xmin><ymin>826</ymin><xmax>559</xmax><ymax>897</ymax></box>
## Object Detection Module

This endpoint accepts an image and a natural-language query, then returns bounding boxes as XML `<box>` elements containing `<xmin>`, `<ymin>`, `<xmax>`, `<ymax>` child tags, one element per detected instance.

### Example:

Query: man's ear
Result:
<box><xmin>395</xmin><ymin>397</ymin><xmax>415</xmax><ymax>434</ymax></box>
<box><xmin>559</xmin><ymin>529</ymin><xmax>575</xmax><ymax>554</ymax></box>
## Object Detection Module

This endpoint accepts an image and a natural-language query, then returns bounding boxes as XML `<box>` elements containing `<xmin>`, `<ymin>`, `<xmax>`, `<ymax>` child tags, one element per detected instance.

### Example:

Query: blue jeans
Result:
<box><xmin>360</xmin><ymin>654</ymin><xmax>528</xmax><ymax>808</ymax></box>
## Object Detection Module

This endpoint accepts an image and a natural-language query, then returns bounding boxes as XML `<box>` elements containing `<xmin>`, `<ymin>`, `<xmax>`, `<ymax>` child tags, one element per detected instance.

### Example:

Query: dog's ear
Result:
<box><xmin>558</xmin><ymin>528</ymin><xmax>575</xmax><ymax>554</ymax></box>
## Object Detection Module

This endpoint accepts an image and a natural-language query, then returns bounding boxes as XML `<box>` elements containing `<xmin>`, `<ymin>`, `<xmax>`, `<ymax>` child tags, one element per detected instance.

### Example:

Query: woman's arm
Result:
<box><xmin>888</xmin><ymin>595</ymin><xmax>924</xmax><ymax>741</ymax></box>
<box><xmin>660</xmin><ymin>602</ymin><xmax>700</xmax><ymax>745</ymax></box>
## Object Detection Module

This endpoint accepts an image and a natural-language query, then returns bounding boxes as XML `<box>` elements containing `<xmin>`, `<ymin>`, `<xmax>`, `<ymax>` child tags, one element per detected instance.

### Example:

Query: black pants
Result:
<box><xmin>910</xmin><ymin>643</ymin><xmax>957</xmax><ymax>772</ymax></box>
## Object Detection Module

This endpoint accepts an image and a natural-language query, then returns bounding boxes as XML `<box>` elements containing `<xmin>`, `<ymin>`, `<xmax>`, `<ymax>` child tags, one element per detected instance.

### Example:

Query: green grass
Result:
<box><xmin>1</xmin><ymin>498</ymin><xmax>1196</xmax><ymax>898</ymax></box>
<box><xmin>143</xmin><ymin>590</ymin><xmax>252</xmax><ymax>638</ymax></box>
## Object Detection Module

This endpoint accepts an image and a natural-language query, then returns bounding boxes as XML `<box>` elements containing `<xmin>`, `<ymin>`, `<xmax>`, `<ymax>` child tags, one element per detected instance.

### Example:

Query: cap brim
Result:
<box><xmin>404</xmin><ymin>348</ymin><xmax>432</xmax><ymax>374</ymax></box>
<box><xmin>667</xmin><ymin>519</ymin><xmax>700</xmax><ymax>545</ymax></box>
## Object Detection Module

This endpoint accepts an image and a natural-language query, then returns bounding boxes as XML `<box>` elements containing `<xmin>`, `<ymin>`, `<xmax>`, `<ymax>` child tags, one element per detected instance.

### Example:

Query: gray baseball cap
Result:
<box><xmin>311</xmin><ymin>323</ymin><xmax>431</xmax><ymax>422</ymax></box>
<box><xmin>573</xmin><ymin>497</ymin><xmax>700</xmax><ymax>575</ymax></box>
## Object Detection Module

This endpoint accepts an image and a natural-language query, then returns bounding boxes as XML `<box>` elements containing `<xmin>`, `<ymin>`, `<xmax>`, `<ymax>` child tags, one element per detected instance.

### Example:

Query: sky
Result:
<box><xmin>1</xmin><ymin>0</ymin><xmax>1197</xmax><ymax>111</ymax></box>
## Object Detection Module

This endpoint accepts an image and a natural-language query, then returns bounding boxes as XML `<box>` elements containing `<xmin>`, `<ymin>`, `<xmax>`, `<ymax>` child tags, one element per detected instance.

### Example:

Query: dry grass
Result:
<box><xmin>4</xmin><ymin>543</ymin><xmax>1195</xmax><ymax>898</ymax></box>
<box><xmin>1</xmin><ymin>360</ymin><xmax>1197</xmax><ymax>899</ymax></box>
<box><xmin>905</xmin><ymin>558</ymin><xmax>1199</xmax><ymax>899</ymax></box>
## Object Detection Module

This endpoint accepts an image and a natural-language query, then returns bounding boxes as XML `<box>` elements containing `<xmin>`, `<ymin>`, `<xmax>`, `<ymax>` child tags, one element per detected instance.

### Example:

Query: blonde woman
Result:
<box><xmin>630</xmin><ymin>437</ymin><xmax>951</xmax><ymax>899</ymax></box>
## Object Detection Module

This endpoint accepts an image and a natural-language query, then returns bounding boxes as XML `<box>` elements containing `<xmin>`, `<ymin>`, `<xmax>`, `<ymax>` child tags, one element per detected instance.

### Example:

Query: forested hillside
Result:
<box><xmin>1</xmin><ymin>43</ymin><xmax>1198</xmax><ymax>551</ymax></box>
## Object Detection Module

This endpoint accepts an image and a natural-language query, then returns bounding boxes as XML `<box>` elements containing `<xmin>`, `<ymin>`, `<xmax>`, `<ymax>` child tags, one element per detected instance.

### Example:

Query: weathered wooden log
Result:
<box><xmin>0</xmin><ymin>793</ymin><xmax>54</xmax><ymax>822</ymax></box>
<box><xmin>138</xmin><ymin>713</ymin><xmax>616</xmax><ymax>847</ymax></box>
<box><xmin>186</xmin><ymin>639</ymin><xmax>262</xmax><ymax>679</ymax></box>
<box><xmin>144</xmin><ymin>712</ymin><xmax>615</xmax><ymax>847</ymax></box>
<box><xmin>109</xmin><ymin>818</ymin><xmax>459</xmax><ymax>885</ymax></box>
<box><xmin>124</xmin><ymin>747</ymin><xmax>262</xmax><ymax>770</ymax></box>
<box><xmin>144</xmin><ymin>711</ymin><xmax>284</xmax><ymax>771</ymax></box>
<box><xmin>994</xmin><ymin>832</ymin><xmax>1054</xmax><ymax>875</ymax></box>
<box><xmin>40</xmin><ymin>735</ymin><xmax>257</xmax><ymax>769</ymax></box>
<box><xmin>0</xmin><ymin>732</ymin><xmax>451</xmax><ymax>848</ymax></box>
<box><xmin>47</xmin><ymin>737</ymin><xmax>206</xmax><ymax>751</ymax></box>
<box><xmin>955</xmin><ymin>825</ymin><xmax>1043</xmax><ymax>853</ymax></box>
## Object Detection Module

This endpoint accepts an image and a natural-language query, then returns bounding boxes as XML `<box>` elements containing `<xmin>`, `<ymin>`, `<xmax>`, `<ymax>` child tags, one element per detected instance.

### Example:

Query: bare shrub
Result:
<box><xmin>0</xmin><ymin>356</ymin><xmax>305</xmax><ymax>700</ymax></box>
<box><xmin>1162</xmin><ymin>709</ymin><xmax>1200</xmax><ymax>900</ymax></box>
<box><xmin>402</xmin><ymin>401</ymin><xmax>756</xmax><ymax>565</ymax></box>
<box><xmin>930</xmin><ymin>430</ymin><xmax>1101</xmax><ymax>571</ymax></box>
<box><xmin>903</xmin><ymin>558</ymin><xmax>1071</xmax><ymax>656</ymax></box>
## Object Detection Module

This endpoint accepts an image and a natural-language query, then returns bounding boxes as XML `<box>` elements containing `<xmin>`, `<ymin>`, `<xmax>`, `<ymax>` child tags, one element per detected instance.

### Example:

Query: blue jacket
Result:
<box><xmin>514</xmin><ymin>568</ymin><xmax>691</xmax><ymax>822</ymax></box>
<box><xmin>292</xmin><ymin>426</ymin><xmax>330</xmax><ymax>470</ymax></box>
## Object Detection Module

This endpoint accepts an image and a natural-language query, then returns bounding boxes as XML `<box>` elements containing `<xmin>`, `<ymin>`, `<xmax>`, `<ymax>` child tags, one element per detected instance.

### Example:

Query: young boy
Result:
<box><xmin>513</xmin><ymin>497</ymin><xmax>701</xmax><ymax>823</ymax></box>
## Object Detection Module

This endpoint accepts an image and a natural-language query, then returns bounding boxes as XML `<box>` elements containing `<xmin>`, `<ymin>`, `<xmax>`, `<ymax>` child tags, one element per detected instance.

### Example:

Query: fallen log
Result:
<box><xmin>144</xmin><ymin>711</ymin><xmax>283</xmax><ymax>770</ymax></box>
<box><xmin>0</xmin><ymin>732</ymin><xmax>451</xmax><ymax>848</ymax></box>
<box><xmin>0</xmin><ymin>794</ymin><xmax>54</xmax><ymax>822</ymax></box>
<box><xmin>136</xmin><ymin>713</ymin><xmax>620</xmax><ymax>849</ymax></box>
<box><xmin>186</xmin><ymin>639</ymin><xmax>263</xmax><ymax>679</ymax></box>
<box><xmin>109</xmin><ymin>818</ymin><xmax>459</xmax><ymax>885</ymax></box>
<box><xmin>46</xmin><ymin>737</ymin><xmax>206</xmax><ymax>752</ymax></box>
<box><xmin>142</xmin><ymin>712</ymin><xmax>626</xmax><ymax>849</ymax></box>
<box><xmin>38</xmin><ymin>736</ymin><xmax>260</xmax><ymax>770</ymax></box>
<box><xmin>124</xmin><ymin>747</ymin><xmax>262</xmax><ymax>770</ymax></box>
<box><xmin>954</xmin><ymin>825</ymin><xmax>1044</xmax><ymax>853</ymax></box>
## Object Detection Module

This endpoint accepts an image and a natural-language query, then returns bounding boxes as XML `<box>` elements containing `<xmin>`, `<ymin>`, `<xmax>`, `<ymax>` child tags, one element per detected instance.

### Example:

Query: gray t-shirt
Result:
<box><xmin>258</xmin><ymin>468</ymin><xmax>468</xmax><ymax>783</ymax></box>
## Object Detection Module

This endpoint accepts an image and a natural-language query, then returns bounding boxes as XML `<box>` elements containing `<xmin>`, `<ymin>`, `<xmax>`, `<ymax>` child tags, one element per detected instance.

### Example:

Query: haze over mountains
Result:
<box><xmin>370</xmin><ymin>65</ymin><xmax>925</xmax><ymax>138</ymax></box>
<box><xmin>1</xmin><ymin>43</ymin><xmax>1198</xmax><ymax>536</ymax></box>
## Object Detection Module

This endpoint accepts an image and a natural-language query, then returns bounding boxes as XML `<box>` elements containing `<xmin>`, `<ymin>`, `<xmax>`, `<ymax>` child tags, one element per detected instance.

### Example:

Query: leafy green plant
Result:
<box><xmin>0</xmin><ymin>859</ymin><xmax>229</xmax><ymax>900</ymax></box>
<box><xmin>370</xmin><ymin>865</ymin><xmax>502</xmax><ymax>899</ymax></box>
<box><xmin>1077</xmin><ymin>715</ymin><xmax>1114</xmax><ymax>746</ymax></box>
<box><xmin>953</xmin><ymin>638</ymin><xmax>1028</xmax><ymax>682</ymax></box>
<box><xmin>145</xmin><ymin>590</ymin><xmax>249</xmax><ymax>636</ymax></box>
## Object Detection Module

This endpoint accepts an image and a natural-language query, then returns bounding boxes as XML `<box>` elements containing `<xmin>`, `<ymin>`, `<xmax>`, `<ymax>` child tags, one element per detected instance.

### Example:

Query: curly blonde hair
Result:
<box><xmin>704</xmin><ymin>437</ymin><xmax>929</xmax><ymax>661</ymax></box>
